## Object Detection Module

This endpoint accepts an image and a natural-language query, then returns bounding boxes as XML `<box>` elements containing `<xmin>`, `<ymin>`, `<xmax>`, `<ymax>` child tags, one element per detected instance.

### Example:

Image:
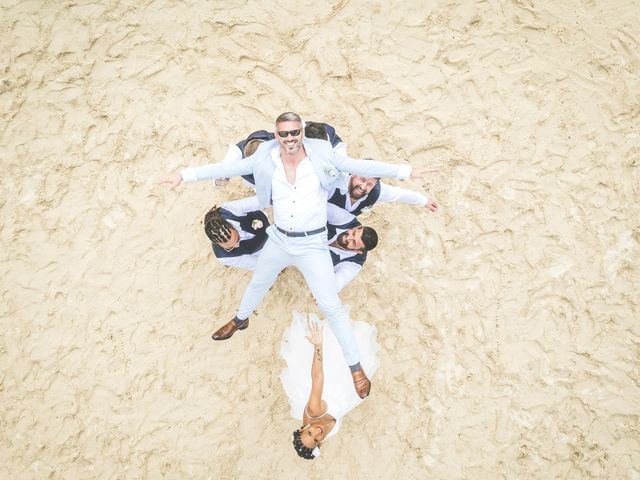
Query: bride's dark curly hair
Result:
<box><xmin>292</xmin><ymin>429</ymin><xmax>317</xmax><ymax>460</ymax></box>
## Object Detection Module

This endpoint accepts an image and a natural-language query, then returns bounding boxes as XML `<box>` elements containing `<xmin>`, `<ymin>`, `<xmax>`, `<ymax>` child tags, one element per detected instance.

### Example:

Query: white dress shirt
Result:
<box><xmin>270</xmin><ymin>148</ymin><xmax>327</xmax><ymax>233</ymax></box>
<box><xmin>222</xmin><ymin>144</ymin><xmax>243</xmax><ymax>163</ymax></box>
<box><xmin>329</xmin><ymin>246</ymin><xmax>362</xmax><ymax>293</ymax></box>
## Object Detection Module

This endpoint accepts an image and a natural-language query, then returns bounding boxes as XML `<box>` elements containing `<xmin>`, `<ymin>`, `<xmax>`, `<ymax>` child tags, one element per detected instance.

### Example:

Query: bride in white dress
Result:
<box><xmin>280</xmin><ymin>311</ymin><xmax>380</xmax><ymax>459</ymax></box>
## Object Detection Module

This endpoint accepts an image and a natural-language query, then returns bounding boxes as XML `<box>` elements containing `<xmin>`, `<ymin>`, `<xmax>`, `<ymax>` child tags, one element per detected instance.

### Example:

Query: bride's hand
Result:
<box><xmin>305</xmin><ymin>319</ymin><xmax>323</xmax><ymax>346</ymax></box>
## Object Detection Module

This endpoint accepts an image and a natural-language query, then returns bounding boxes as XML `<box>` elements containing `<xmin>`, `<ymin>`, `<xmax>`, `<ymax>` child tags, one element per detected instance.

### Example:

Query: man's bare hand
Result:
<box><xmin>425</xmin><ymin>200</ymin><xmax>439</xmax><ymax>212</ymax></box>
<box><xmin>157</xmin><ymin>172</ymin><xmax>183</xmax><ymax>189</ymax></box>
<box><xmin>410</xmin><ymin>165</ymin><xmax>440</xmax><ymax>179</ymax></box>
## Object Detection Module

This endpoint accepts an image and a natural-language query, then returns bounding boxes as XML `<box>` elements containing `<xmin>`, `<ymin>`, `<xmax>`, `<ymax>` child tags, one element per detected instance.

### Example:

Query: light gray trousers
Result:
<box><xmin>236</xmin><ymin>226</ymin><xmax>360</xmax><ymax>366</ymax></box>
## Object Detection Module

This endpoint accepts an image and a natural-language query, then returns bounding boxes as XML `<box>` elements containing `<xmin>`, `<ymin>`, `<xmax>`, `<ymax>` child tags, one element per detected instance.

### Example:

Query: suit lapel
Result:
<box><xmin>255</xmin><ymin>146</ymin><xmax>276</xmax><ymax>206</ymax></box>
<box><xmin>304</xmin><ymin>139</ymin><xmax>332</xmax><ymax>188</ymax></box>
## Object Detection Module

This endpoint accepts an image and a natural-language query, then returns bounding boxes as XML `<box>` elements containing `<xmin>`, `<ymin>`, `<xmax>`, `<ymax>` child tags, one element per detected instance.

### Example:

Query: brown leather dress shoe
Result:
<box><xmin>211</xmin><ymin>317</ymin><xmax>249</xmax><ymax>341</ymax></box>
<box><xmin>351</xmin><ymin>369</ymin><xmax>371</xmax><ymax>399</ymax></box>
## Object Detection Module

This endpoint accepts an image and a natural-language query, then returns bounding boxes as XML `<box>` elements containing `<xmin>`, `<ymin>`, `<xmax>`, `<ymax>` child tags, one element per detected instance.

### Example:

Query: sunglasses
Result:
<box><xmin>277</xmin><ymin>129</ymin><xmax>301</xmax><ymax>138</ymax></box>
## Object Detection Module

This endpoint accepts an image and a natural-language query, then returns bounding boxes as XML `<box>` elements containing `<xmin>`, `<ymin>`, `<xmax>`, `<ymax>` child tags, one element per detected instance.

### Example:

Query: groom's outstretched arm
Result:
<box><xmin>331</xmin><ymin>154</ymin><xmax>435</xmax><ymax>180</ymax></box>
<box><xmin>158</xmin><ymin>156</ymin><xmax>257</xmax><ymax>189</ymax></box>
<box><xmin>158</xmin><ymin>139</ymin><xmax>278</xmax><ymax>189</ymax></box>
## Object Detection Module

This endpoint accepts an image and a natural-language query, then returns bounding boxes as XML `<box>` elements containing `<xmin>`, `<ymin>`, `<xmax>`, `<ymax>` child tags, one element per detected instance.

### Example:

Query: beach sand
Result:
<box><xmin>1</xmin><ymin>0</ymin><xmax>639</xmax><ymax>478</ymax></box>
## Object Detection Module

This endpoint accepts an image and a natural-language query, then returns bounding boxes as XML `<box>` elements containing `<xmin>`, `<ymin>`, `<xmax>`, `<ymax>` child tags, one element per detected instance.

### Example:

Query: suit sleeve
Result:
<box><xmin>330</xmin><ymin>152</ymin><xmax>412</xmax><ymax>180</ymax></box>
<box><xmin>332</xmin><ymin>142</ymin><xmax>348</xmax><ymax>158</ymax></box>
<box><xmin>180</xmin><ymin>155</ymin><xmax>256</xmax><ymax>182</ymax></box>
<box><xmin>222</xmin><ymin>144</ymin><xmax>243</xmax><ymax>163</ymax></box>
<box><xmin>222</xmin><ymin>196</ymin><xmax>263</xmax><ymax>215</ymax></box>
<box><xmin>217</xmin><ymin>253</ymin><xmax>258</xmax><ymax>270</ymax></box>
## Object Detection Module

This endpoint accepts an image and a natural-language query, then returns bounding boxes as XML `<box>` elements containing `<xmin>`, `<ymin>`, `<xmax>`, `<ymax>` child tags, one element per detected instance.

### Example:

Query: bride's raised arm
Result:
<box><xmin>305</xmin><ymin>319</ymin><xmax>326</xmax><ymax>417</ymax></box>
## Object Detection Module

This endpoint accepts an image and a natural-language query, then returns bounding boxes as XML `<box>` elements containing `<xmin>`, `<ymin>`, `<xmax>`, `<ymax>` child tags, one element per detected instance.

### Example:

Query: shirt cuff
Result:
<box><xmin>397</xmin><ymin>165</ymin><xmax>411</xmax><ymax>180</ymax></box>
<box><xmin>180</xmin><ymin>167</ymin><xmax>198</xmax><ymax>183</ymax></box>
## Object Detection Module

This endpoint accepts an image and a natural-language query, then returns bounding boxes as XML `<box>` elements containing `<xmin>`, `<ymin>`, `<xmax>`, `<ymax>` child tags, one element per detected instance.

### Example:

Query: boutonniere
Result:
<box><xmin>324</xmin><ymin>167</ymin><xmax>338</xmax><ymax>177</ymax></box>
<box><xmin>251</xmin><ymin>219</ymin><xmax>263</xmax><ymax>230</ymax></box>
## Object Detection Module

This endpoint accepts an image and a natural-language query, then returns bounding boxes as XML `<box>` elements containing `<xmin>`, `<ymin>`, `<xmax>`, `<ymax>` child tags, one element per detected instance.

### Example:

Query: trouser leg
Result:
<box><xmin>295</xmin><ymin>246</ymin><xmax>361</xmax><ymax>366</ymax></box>
<box><xmin>236</xmin><ymin>237</ymin><xmax>290</xmax><ymax>320</ymax></box>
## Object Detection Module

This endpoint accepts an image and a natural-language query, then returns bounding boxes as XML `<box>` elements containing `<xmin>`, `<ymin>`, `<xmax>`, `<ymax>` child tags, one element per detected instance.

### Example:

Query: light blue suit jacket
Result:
<box><xmin>184</xmin><ymin>138</ymin><xmax>410</xmax><ymax>208</ymax></box>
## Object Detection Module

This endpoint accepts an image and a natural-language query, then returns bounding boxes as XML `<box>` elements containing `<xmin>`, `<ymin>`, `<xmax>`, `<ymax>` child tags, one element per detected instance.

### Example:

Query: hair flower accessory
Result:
<box><xmin>251</xmin><ymin>219</ymin><xmax>263</xmax><ymax>230</ymax></box>
<box><xmin>312</xmin><ymin>447</ymin><xmax>321</xmax><ymax>457</ymax></box>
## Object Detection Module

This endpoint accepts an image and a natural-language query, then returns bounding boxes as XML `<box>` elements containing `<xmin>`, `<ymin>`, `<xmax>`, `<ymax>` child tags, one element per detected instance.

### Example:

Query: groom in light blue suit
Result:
<box><xmin>161</xmin><ymin>112</ymin><xmax>428</xmax><ymax>398</ymax></box>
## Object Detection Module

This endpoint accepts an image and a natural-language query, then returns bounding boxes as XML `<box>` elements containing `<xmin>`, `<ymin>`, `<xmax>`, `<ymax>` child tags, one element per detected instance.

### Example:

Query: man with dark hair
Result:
<box><xmin>326</xmin><ymin>208</ymin><xmax>378</xmax><ymax>293</ymax></box>
<box><xmin>303</xmin><ymin>121</ymin><xmax>327</xmax><ymax>140</ymax></box>
<box><xmin>303</xmin><ymin>121</ymin><xmax>346</xmax><ymax>156</ymax></box>
<box><xmin>328</xmin><ymin>170</ymin><xmax>438</xmax><ymax>216</ymax></box>
<box><xmin>203</xmin><ymin>198</ymin><xmax>269</xmax><ymax>270</ymax></box>
<box><xmin>160</xmin><ymin>111</ymin><xmax>431</xmax><ymax>398</ymax></box>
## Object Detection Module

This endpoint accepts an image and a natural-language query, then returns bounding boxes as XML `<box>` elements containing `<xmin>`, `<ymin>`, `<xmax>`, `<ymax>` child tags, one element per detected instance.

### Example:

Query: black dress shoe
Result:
<box><xmin>211</xmin><ymin>317</ymin><xmax>249</xmax><ymax>341</ymax></box>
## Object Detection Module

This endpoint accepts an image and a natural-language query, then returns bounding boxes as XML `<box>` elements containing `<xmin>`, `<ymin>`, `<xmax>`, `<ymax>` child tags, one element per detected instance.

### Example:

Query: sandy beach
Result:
<box><xmin>1</xmin><ymin>0</ymin><xmax>639</xmax><ymax>478</ymax></box>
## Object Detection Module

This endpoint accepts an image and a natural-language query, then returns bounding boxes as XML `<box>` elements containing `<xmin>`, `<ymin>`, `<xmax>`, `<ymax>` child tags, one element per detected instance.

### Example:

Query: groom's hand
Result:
<box><xmin>425</xmin><ymin>200</ymin><xmax>439</xmax><ymax>212</ymax></box>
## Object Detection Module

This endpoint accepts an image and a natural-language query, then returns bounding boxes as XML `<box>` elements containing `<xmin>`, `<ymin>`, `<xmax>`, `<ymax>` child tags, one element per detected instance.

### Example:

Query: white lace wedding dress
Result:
<box><xmin>279</xmin><ymin>311</ymin><xmax>380</xmax><ymax>438</ymax></box>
